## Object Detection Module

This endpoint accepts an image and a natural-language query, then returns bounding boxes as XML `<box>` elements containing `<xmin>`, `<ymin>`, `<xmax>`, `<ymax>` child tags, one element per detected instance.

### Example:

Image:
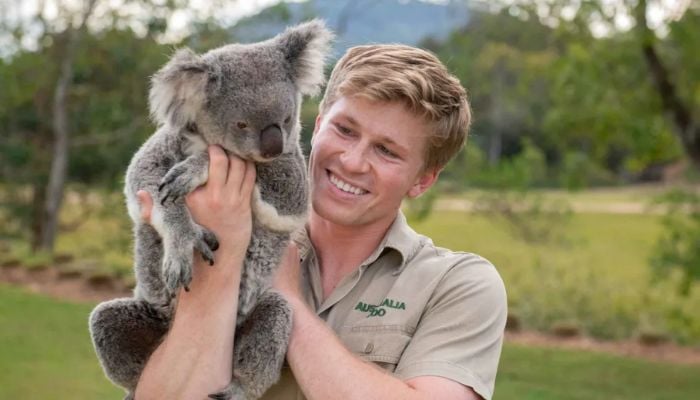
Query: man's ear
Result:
<box><xmin>310</xmin><ymin>114</ymin><xmax>323</xmax><ymax>145</ymax></box>
<box><xmin>407</xmin><ymin>168</ymin><xmax>440</xmax><ymax>198</ymax></box>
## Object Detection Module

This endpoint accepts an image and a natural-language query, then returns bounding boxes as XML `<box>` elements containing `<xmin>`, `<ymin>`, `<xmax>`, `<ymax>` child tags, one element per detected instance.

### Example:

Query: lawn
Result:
<box><xmin>0</xmin><ymin>285</ymin><xmax>124</xmax><ymax>399</ymax></box>
<box><xmin>1</xmin><ymin>285</ymin><xmax>698</xmax><ymax>399</ymax></box>
<box><xmin>411</xmin><ymin>211</ymin><xmax>700</xmax><ymax>343</ymax></box>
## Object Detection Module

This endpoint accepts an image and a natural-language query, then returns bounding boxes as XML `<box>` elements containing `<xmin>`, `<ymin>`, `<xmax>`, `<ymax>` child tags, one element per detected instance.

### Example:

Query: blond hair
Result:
<box><xmin>319</xmin><ymin>44</ymin><xmax>471</xmax><ymax>172</ymax></box>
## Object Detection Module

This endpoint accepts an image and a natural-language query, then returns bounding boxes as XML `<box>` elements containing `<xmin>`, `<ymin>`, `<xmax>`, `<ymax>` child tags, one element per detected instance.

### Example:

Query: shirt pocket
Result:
<box><xmin>338</xmin><ymin>324</ymin><xmax>414</xmax><ymax>372</ymax></box>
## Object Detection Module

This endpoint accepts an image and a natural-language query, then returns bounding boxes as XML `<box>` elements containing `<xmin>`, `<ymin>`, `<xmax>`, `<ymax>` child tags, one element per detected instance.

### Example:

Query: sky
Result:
<box><xmin>0</xmin><ymin>0</ymin><xmax>692</xmax><ymax>52</ymax></box>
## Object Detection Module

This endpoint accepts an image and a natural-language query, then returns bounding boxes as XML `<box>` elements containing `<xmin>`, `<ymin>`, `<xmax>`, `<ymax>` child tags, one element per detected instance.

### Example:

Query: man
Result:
<box><xmin>135</xmin><ymin>44</ymin><xmax>507</xmax><ymax>400</ymax></box>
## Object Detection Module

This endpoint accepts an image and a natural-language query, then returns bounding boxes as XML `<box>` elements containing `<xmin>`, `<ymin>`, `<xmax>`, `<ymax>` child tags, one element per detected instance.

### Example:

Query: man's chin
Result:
<box><xmin>313</xmin><ymin>202</ymin><xmax>363</xmax><ymax>226</ymax></box>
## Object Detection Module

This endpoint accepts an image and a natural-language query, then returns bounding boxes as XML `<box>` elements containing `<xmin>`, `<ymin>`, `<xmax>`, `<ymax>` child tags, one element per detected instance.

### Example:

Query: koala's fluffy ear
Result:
<box><xmin>149</xmin><ymin>48</ymin><xmax>217</xmax><ymax>127</ymax></box>
<box><xmin>276</xmin><ymin>19</ymin><xmax>334</xmax><ymax>96</ymax></box>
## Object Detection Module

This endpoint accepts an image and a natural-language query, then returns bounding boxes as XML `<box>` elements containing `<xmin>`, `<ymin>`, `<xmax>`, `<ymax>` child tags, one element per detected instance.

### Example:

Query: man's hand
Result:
<box><xmin>139</xmin><ymin>145</ymin><xmax>255</xmax><ymax>242</ymax></box>
<box><xmin>135</xmin><ymin>145</ymin><xmax>254</xmax><ymax>399</ymax></box>
<box><xmin>185</xmin><ymin>145</ymin><xmax>256</xmax><ymax>247</ymax></box>
<box><xmin>273</xmin><ymin>242</ymin><xmax>303</xmax><ymax>301</ymax></box>
<box><xmin>136</xmin><ymin>145</ymin><xmax>255</xmax><ymax>291</ymax></box>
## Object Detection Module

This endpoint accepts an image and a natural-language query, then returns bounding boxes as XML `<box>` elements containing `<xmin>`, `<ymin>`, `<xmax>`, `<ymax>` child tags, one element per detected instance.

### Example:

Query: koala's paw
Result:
<box><xmin>194</xmin><ymin>224</ymin><xmax>219</xmax><ymax>266</ymax></box>
<box><xmin>158</xmin><ymin>163</ymin><xmax>201</xmax><ymax>205</ymax></box>
<box><xmin>208</xmin><ymin>380</ymin><xmax>246</xmax><ymax>400</ymax></box>
<box><xmin>162</xmin><ymin>241</ymin><xmax>194</xmax><ymax>292</ymax></box>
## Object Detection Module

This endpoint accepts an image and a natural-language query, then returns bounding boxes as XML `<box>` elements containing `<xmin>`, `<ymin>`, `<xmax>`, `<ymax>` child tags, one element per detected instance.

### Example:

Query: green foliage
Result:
<box><xmin>651</xmin><ymin>189</ymin><xmax>700</xmax><ymax>296</ymax></box>
<box><xmin>453</xmin><ymin>139</ymin><xmax>549</xmax><ymax>190</ymax></box>
<box><xmin>427</xmin><ymin>5</ymin><xmax>700</xmax><ymax>191</ymax></box>
<box><xmin>558</xmin><ymin>150</ymin><xmax>616</xmax><ymax>190</ymax></box>
<box><xmin>542</xmin><ymin>36</ymin><xmax>682</xmax><ymax>176</ymax></box>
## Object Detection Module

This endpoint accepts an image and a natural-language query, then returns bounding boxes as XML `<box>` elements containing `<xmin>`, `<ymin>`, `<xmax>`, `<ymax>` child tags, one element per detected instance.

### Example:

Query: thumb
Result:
<box><xmin>136</xmin><ymin>190</ymin><xmax>154</xmax><ymax>224</ymax></box>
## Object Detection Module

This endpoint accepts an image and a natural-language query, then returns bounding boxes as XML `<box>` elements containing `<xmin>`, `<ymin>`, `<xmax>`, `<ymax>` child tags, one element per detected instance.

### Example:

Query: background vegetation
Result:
<box><xmin>1</xmin><ymin>1</ymin><xmax>700</xmax><ymax>394</ymax></box>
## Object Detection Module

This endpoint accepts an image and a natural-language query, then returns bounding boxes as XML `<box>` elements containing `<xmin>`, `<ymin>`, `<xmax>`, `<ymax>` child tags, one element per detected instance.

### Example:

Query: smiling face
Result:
<box><xmin>309</xmin><ymin>95</ymin><xmax>439</xmax><ymax>229</ymax></box>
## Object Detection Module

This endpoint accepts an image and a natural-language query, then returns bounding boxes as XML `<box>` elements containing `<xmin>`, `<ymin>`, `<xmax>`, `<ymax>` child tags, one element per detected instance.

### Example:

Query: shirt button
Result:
<box><xmin>364</xmin><ymin>342</ymin><xmax>374</xmax><ymax>354</ymax></box>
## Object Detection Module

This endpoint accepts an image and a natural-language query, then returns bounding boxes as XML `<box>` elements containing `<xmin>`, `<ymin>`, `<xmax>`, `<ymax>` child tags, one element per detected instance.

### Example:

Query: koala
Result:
<box><xmin>89</xmin><ymin>20</ymin><xmax>332</xmax><ymax>400</ymax></box>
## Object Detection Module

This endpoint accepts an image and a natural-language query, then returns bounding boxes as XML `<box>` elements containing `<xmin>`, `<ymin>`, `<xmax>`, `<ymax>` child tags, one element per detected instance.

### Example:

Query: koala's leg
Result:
<box><xmin>89</xmin><ymin>298</ymin><xmax>170</xmax><ymax>394</ymax></box>
<box><xmin>209</xmin><ymin>290</ymin><xmax>293</xmax><ymax>400</ymax></box>
<box><xmin>152</xmin><ymin>199</ymin><xmax>219</xmax><ymax>292</ymax></box>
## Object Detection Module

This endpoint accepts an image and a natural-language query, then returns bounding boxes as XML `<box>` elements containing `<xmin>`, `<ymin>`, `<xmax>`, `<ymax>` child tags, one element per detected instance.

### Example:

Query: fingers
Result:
<box><xmin>207</xmin><ymin>145</ymin><xmax>229</xmax><ymax>193</ymax></box>
<box><xmin>225</xmin><ymin>152</ymin><xmax>247</xmax><ymax>192</ymax></box>
<box><xmin>238</xmin><ymin>161</ymin><xmax>257</xmax><ymax>199</ymax></box>
<box><xmin>136</xmin><ymin>190</ymin><xmax>153</xmax><ymax>224</ymax></box>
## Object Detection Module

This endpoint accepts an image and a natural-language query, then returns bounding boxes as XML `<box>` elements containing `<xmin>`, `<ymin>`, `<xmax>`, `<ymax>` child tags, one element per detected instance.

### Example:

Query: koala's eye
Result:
<box><xmin>284</xmin><ymin>115</ymin><xmax>291</xmax><ymax>124</ymax></box>
<box><xmin>237</xmin><ymin>122</ymin><xmax>248</xmax><ymax>130</ymax></box>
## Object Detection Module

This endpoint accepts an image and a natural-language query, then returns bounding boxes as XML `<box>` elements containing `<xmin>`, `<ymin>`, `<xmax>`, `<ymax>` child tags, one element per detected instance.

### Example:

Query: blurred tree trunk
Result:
<box><xmin>635</xmin><ymin>0</ymin><xmax>700</xmax><ymax>169</ymax></box>
<box><xmin>37</xmin><ymin>0</ymin><xmax>97</xmax><ymax>252</ymax></box>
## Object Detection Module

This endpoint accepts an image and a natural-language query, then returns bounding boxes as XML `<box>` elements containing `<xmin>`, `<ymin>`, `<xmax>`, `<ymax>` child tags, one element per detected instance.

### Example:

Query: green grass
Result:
<box><xmin>1</xmin><ymin>285</ymin><xmax>698</xmax><ymax>400</ymax></box>
<box><xmin>497</xmin><ymin>344</ymin><xmax>700</xmax><ymax>400</ymax></box>
<box><xmin>411</xmin><ymin>211</ymin><xmax>700</xmax><ymax>343</ymax></box>
<box><xmin>0</xmin><ymin>284</ymin><xmax>124</xmax><ymax>399</ymax></box>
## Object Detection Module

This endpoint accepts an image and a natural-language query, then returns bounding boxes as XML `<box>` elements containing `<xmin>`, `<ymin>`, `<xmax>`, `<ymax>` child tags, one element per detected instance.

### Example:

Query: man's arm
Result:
<box><xmin>275</xmin><ymin>246</ymin><xmax>482</xmax><ymax>400</ymax></box>
<box><xmin>134</xmin><ymin>146</ymin><xmax>256</xmax><ymax>399</ymax></box>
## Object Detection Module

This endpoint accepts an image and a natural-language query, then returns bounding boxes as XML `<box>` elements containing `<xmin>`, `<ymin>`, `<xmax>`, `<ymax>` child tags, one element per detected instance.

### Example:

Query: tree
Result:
<box><xmin>635</xmin><ymin>0</ymin><xmax>700</xmax><ymax>167</ymax></box>
<box><xmin>427</xmin><ymin>9</ymin><xmax>558</xmax><ymax>167</ymax></box>
<box><xmin>498</xmin><ymin>0</ymin><xmax>700</xmax><ymax>169</ymax></box>
<box><xmin>0</xmin><ymin>0</ymin><xmax>230</xmax><ymax>252</ymax></box>
<box><xmin>41</xmin><ymin>0</ymin><xmax>98</xmax><ymax>252</ymax></box>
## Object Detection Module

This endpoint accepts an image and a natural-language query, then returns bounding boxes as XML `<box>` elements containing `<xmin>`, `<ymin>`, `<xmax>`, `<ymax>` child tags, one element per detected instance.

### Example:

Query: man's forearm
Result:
<box><xmin>135</xmin><ymin>253</ymin><xmax>242</xmax><ymax>399</ymax></box>
<box><xmin>285</xmin><ymin>297</ymin><xmax>428</xmax><ymax>400</ymax></box>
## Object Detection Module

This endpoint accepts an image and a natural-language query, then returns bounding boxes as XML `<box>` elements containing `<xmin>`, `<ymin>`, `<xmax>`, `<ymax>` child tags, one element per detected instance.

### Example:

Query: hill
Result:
<box><xmin>229</xmin><ymin>0</ymin><xmax>471</xmax><ymax>57</ymax></box>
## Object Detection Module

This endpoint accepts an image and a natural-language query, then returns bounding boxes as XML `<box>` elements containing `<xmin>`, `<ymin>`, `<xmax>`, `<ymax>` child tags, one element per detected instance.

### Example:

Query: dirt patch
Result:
<box><xmin>0</xmin><ymin>264</ymin><xmax>131</xmax><ymax>303</ymax></box>
<box><xmin>505</xmin><ymin>331</ymin><xmax>700</xmax><ymax>365</ymax></box>
<box><xmin>2</xmin><ymin>265</ymin><xmax>700</xmax><ymax>365</ymax></box>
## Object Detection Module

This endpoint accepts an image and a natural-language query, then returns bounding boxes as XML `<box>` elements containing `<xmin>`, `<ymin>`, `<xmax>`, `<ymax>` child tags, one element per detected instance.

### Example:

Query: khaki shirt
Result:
<box><xmin>262</xmin><ymin>212</ymin><xmax>507</xmax><ymax>400</ymax></box>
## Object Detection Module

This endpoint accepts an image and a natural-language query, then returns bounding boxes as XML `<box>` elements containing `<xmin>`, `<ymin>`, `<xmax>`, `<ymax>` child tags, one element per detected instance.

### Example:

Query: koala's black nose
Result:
<box><xmin>260</xmin><ymin>124</ymin><xmax>283</xmax><ymax>159</ymax></box>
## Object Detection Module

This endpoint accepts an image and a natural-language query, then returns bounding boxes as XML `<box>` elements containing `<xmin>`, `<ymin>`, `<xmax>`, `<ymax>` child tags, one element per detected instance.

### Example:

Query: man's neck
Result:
<box><xmin>308</xmin><ymin>211</ymin><xmax>397</xmax><ymax>298</ymax></box>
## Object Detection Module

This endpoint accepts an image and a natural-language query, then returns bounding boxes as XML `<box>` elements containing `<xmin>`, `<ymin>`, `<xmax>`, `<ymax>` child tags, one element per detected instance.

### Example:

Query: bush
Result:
<box><xmin>651</xmin><ymin>188</ymin><xmax>700</xmax><ymax>296</ymax></box>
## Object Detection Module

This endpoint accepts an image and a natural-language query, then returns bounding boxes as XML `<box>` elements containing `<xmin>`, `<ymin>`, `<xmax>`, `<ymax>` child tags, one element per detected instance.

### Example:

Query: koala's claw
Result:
<box><xmin>158</xmin><ymin>163</ymin><xmax>200</xmax><ymax>205</ymax></box>
<box><xmin>201</xmin><ymin>228</ymin><xmax>219</xmax><ymax>252</ymax></box>
<box><xmin>208</xmin><ymin>381</ymin><xmax>246</xmax><ymax>400</ymax></box>
<box><xmin>196</xmin><ymin>240</ymin><xmax>215</xmax><ymax>266</ymax></box>
<box><xmin>195</xmin><ymin>225</ymin><xmax>218</xmax><ymax>266</ymax></box>
<box><xmin>160</xmin><ymin>192</ymin><xmax>170</xmax><ymax>205</ymax></box>
<box><xmin>163</xmin><ymin>248</ymin><xmax>193</xmax><ymax>293</ymax></box>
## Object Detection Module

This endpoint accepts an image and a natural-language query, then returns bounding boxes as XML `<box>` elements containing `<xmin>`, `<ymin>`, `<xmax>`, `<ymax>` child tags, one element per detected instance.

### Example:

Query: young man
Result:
<box><xmin>135</xmin><ymin>44</ymin><xmax>507</xmax><ymax>400</ymax></box>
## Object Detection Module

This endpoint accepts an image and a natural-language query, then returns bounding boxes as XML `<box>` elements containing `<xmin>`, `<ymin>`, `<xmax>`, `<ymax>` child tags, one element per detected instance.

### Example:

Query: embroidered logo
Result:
<box><xmin>354</xmin><ymin>298</ymin><xmax>406</xmax><ymax>318</ymax></box>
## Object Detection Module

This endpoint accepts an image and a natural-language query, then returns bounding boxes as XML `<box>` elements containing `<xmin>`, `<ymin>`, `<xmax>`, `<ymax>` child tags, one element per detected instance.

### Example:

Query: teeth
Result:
<box><xmin>330</xmin><ymin>173</ymin><xmax>366</xmax><ymax>195</ymax></box>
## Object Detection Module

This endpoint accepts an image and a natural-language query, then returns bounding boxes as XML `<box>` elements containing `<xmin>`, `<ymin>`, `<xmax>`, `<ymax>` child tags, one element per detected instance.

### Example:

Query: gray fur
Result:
<box><xmin>89</xmin><ymin>20</ymin><xmax>333</xmax><ymax>399</ymax></box>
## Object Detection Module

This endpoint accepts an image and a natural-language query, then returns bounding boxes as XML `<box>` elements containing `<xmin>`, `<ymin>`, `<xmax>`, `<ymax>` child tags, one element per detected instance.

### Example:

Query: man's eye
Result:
<box><xmin>336</xmin><ymin>124</ymin><xmax>352</xmax><ymax>136</ymax></box>
<box><xmin>378</xmin><ymin>145</ymin><xmax>397</xmax><ymax>158</ymax></box>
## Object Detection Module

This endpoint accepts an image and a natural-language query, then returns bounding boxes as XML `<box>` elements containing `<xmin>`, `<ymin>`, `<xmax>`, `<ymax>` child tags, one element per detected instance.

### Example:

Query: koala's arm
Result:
<box><xmin>157</xmin><ymin>151</ymin><xmax>209</xmax><ymax>204</ymax></box>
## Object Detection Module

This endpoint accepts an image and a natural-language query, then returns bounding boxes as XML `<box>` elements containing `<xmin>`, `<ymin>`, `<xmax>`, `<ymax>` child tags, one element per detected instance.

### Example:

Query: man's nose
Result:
<box><xmin>339</xmin><ymin>143</ymin><xmax>370</xmax><ymax>173</ymax></box>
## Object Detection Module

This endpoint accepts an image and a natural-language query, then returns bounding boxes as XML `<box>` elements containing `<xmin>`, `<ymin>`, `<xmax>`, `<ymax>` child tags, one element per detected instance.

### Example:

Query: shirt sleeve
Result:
<box><xmin>393</xmin><ymin>254</ymin><xmax>507</xmax><ymax>400</ymax></box>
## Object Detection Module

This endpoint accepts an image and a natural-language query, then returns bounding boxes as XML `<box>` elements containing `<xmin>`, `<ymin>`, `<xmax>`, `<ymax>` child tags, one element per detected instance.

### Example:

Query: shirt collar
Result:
<box><xmin>360</xmin><ymin>211</ymin><xmax>425</xmax><ymax>271</ymax></box>
<box><xmin>295</xmin><ymin>211</ymin><xmax>426</xmax><ymax>271</ymax></box>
